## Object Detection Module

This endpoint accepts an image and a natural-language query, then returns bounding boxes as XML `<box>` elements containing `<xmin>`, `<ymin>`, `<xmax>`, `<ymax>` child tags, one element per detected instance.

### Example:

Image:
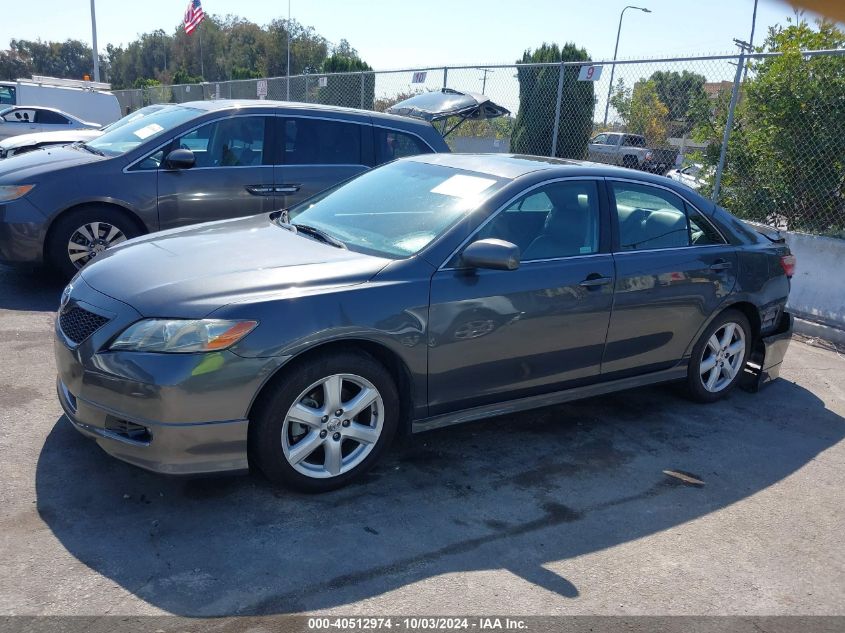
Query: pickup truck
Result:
<box><xmin>586</xmin><ymin>132</ymin><xmax>677</xmax><ymax>174</ymax></box>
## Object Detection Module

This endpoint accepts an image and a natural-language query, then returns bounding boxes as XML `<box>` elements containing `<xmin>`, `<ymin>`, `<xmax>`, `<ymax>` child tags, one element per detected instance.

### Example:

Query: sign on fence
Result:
<box><xmin>318</xmin><ymin>76</ymin><xmax>328</xmax><ymax>88</ymax></box>
<box><xmin>578</xmin><ymin>65</ymin><xmax>602</xmax><ymax>81</ymax></box>
<box><xmin>411</xmin><ymin>71</ymin><xmax>427</xmax><ymax>84</ymax></box>
<box><xmin>256</xmin><ymin>79</ymin><xmax>268</xmax><ymax>99</ymax></box>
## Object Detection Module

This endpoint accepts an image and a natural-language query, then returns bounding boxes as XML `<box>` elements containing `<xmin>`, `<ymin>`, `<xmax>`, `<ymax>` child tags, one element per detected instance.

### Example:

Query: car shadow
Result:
<box><xmin>35</xmin><ymin>379</ymin><xmax>844</xmax><ymax>616</ymax></box>
<box><xmin>0</xmin><ymin>265</ymin><xmax>64</xmax><ymax>312</ymax></box>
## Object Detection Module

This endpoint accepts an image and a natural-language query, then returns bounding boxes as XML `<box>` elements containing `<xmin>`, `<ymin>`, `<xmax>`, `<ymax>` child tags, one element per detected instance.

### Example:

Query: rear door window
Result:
<box><xmin>282</xmin><ymin>117</ymin><xmax>362</xmax><ymax>165</ymax></box>
<box><xmin>36</xmin><ymin>110</ymin><xmax>71</xmax><ymax>125</ymax></box>
<box><xmin>374</xmin><ymin>127</ymin><xmax>433</xmax><ymax>165</ymax></box>
<box><xmin>611</xmin><ymin>182</ymin><xmax>690</xmax><ymax>251</ymax></box>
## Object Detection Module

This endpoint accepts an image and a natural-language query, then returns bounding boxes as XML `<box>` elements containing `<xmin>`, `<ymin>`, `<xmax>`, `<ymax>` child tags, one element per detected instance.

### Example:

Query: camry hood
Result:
<box><xmin>80</xmin><ymin>214</ymin><xmax>392</xmax><ymax>318</ymax></box>
<box><xmin>0</xmin><ymin>144</ymin><xmax>106</xmax><ymax>182</ymax></box>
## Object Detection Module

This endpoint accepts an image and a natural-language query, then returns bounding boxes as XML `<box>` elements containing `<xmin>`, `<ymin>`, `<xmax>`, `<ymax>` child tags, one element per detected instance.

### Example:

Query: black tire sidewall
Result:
<box><xmin>250</xmin><ymin>351</ymin><xmax>400</xmax><ymax>493</ymax></box>
<box><xmin>686</xmin><ymin>309</ymin><xmax>752</xmax><ymax>403</ymax></box>
<box><xmin>47</xmin><ymin>207</ymin><xmax>141</xmax><ymax>280</ymax></box>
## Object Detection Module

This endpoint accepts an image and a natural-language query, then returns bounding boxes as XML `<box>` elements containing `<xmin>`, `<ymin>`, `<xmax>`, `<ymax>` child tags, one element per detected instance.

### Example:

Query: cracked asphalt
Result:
<box><xmin>1</xmin><ymin>263</ymin><xmax>843</xmax><ymax>617</ymax></box>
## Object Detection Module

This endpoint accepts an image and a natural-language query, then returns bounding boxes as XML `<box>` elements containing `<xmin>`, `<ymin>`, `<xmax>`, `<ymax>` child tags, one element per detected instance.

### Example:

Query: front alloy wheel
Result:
<box><xmin>282</xmin><ymin>373</ymin><xmax>384</xmax><ymax>478</ymax></box>
<box><xmin>250</xmin><ymin>351</ymin><xmax>399</xmax><ymax>492</ymax></box>
<box><xmin>67</xmin><ymin>221</ymin><xmax>128</xmax><ymax>269</ymax></box>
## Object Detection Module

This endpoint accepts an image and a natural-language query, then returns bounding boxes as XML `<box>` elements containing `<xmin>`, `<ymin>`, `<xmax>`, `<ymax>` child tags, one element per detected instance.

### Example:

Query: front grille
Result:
<box><xmin>59</xmin><ymin>306</ymin><xmax>109</xmax><ymax>345</ymax></box>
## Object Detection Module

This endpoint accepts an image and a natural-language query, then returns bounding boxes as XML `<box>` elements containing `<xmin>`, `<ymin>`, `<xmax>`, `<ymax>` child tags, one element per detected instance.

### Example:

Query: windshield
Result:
<box><xmin>86</xmin><ymin>105</ymin><xmax>200</xmax><ymax>156</ymax></box>
<box><xmin>100</xmin><ymin>104</ymin><xmax>168</xmax><ymax>133</ymax></box>
<box><xmin>288</xmin><ymin>160</ymin><xmax>507</xmax><ymax>258</ymax></box>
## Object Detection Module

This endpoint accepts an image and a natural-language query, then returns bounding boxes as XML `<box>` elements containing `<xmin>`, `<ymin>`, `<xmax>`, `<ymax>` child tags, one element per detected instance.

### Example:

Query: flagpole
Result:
<box><xmin>199</xmin><ymin>20</ymin><xmax>205</xmax><ymax>79</ymax></box>
<box><xmin>90</xmin><ymin>0</ymin><xmax>100</xmax><ymax>82</ymax></box>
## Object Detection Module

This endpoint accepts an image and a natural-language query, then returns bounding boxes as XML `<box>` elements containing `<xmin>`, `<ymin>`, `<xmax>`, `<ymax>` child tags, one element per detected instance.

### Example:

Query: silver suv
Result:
<box><xmin>0</xmin><ymin>100</ymin><xmax>449</xmax><ymax>278</ymax></box>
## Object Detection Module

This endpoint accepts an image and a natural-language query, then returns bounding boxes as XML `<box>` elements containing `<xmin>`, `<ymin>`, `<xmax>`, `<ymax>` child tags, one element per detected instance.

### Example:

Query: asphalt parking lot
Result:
<box><xmin>1</xmin><ymin>263</ymin><xmax>844</xmax><ymax>618</ymax></box>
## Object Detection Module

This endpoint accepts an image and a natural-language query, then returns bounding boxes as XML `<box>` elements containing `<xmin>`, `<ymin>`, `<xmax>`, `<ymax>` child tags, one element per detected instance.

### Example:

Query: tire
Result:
<box><xmin>249</xmin><ymin>351</ymin><xmax>400</xmax><ymax>493</ymax></box>
<box><xmin>46</xmin><ymin>206</ymin><xmax>142</xmax><ymax>280</ymax></box>
<box><xmin>686</xmin><ymin>309</ymin><xmax>752</xmax><ymax>403</ymax></box>
<box><xmin>622</xmin><ymin>155</ymin><xmax>639</xmax><ymax>169</ymax></box>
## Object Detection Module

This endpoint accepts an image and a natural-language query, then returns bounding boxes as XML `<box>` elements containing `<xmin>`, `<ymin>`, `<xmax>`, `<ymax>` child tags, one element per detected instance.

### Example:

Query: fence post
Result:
<box><xmin>712</xmin><ymin>46</ymin><xmax>747</xmax><ymax>203</ymax></box>
<box><xmin>550</xmin><ymin>62</ymin><xmax>565</xmax><ymax>158</ymax></box>
<box><xmin>442</xmin><ymin>67</ymin><xmax>448</xmax><ymax>89</ymax></box>
<box><xmin>360</xmin><ymin>71</ymin><xmax>365</xmax><ymax>109</ymax></box>
<box><xmin>304</xmin><ymin>75</ymin><xmax>309</xmax><ymax>103</ymax></box>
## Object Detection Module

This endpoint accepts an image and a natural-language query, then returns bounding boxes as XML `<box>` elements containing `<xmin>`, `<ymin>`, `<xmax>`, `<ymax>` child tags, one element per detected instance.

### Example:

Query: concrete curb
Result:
<box><xmin>794</xmin><ymin>316</ymin><xmax>845</xmax><ymax>347</ymax></box>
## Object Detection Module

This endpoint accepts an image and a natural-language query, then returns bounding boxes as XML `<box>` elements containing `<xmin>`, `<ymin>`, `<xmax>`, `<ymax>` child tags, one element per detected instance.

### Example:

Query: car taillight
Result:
<box><xmin>780</xmin><ymin>254</ymin><xmax>796</xmax><ymax>278</ymax></box>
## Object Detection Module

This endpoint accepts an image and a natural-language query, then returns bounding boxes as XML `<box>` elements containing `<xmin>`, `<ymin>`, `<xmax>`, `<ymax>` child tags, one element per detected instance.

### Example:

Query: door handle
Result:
<box><xmin>579</xmin><ymin>275</ymin><xmax>613</xmax><ymax>288</ymax></box>
<box><xmin>709</xmin><ymin>260</ymin><xmax>732</xmax><ymax>271</ymax></box>
<box><xmin>275</xmin><ymin>184</ymin><xmax>301</xmax><ymax>194</ymax></box>
<box><xmin>245</xmin><ymin>185</ymin><xmax>275</xmax><ymax>196</ymax></box>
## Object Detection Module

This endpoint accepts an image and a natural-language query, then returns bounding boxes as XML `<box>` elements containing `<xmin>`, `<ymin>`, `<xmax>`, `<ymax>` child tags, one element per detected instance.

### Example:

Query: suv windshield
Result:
<box><xmin>288</xmin><ymin>160</ymin><xmax>507</xmax><ymax>258</ymax></box>
<box><xmin>86</xmin><ymin>105</ymin><xmax>201</xmax><ymax>156</ymax></box>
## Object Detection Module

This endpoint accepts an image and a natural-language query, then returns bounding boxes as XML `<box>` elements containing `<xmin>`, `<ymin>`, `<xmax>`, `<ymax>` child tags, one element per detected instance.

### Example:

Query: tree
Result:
<box><xmin>649</xmin><ymin>70</ymin><xmax>706</xmax><ymax>122</ymax></box>
<box><xmin>317</xmin><ymin>44</ymin><xmax>374</xmax><ymax>109</ymax></box>
<box><xmin>510</xmin><ymin>43</ymin><xmax>595</xmax><ymax>159</ymax></box>
<box><xmin>609</xmin><ymin>78</ymin><xmax>670</xmax><ymax>146</ymax></box>
<box><xmin>714</xmin><ymin>18</ymin><xmax>845</xmax><ymax>235</ymax></box>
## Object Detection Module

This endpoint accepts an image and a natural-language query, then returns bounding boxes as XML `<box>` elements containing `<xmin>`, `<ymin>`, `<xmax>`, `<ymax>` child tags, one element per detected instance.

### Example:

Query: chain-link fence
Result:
<box><xmin>112</xmin><ymin>49</ymin><xmax>845</xmax><ymax>238</ymax></box>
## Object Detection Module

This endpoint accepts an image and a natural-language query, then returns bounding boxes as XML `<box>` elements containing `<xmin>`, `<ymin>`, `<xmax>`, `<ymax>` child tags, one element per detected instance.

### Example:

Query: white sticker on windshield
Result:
<box><xmin>133</xmin><ymin>123</ymin><xmax>164</xmax><ymax>139</ymax></box>
<box><xmin>431</xmin><ymin>175</ymin><xmax>497</xmax><ymax>198</ymax></box>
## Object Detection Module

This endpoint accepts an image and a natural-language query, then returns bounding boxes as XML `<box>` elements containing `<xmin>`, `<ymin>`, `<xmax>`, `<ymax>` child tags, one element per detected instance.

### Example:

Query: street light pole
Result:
<box><xmin>603</xmin><ymin>5</ymin><xmax>651</xmax><ymax>126</ymax></box>
<box><xmin>89</xmin><ymin>0</ymin><xmax>100</xmax><ymax>82</ymax></box>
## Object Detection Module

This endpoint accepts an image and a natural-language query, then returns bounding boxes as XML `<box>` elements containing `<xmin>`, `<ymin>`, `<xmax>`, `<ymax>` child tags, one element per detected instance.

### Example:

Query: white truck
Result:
<box><xmin>0</xmin><ymin>76</ymin><xmax>121</xmax><ymax>126</ymax></box>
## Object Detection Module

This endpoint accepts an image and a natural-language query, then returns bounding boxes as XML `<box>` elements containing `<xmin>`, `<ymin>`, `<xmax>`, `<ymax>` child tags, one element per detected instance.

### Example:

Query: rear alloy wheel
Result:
<box><xmin>250</xmin><ymin>352</ymin><xmax>399</xmax><ymax>492</ymax></box>
<box><xmin>47</xmin><ymin>207</ymin><xmax>141</xmax><ymax>279</ymax></box>
<box><xmin>686</xmin><ymin>310</ymin><xmax>751</xmax><ymax>402</ymax></box>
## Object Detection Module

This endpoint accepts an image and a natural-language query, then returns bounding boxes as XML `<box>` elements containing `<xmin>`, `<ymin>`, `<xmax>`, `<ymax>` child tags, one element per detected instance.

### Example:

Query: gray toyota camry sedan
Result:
<box><xmin>55</xmin><ymin>154</ymin><xmax>795</xmax><ymax>492</ymax></box>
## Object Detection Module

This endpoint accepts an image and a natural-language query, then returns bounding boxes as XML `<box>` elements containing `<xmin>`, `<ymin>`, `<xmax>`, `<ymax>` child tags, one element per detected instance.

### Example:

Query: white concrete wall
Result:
<box><xmin>785</xmin><ymin>231</ymin><xmax>845</xmax><ymax>328</ymax></box>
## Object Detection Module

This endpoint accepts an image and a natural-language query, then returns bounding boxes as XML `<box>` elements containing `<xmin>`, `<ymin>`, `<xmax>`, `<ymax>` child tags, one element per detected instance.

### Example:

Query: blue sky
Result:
<box><xmin>0</xmin><ymin>0</ymin><xmax>819</xmax><ymax>70</ymax></box>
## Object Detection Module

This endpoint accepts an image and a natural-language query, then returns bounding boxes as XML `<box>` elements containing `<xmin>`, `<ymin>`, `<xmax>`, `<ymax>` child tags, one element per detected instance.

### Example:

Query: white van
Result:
<box><xmin>0</xmin><ymin>76</ymin><xmax>121</xmax><ymax>126</ymax></box>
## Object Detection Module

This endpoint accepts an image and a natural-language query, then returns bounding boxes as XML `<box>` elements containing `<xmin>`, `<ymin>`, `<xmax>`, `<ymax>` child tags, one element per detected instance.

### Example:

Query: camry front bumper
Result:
<box><xmin>54</xmin><ymin>276</ymin><xmax>287</xmax><ymax>475</ymax></box>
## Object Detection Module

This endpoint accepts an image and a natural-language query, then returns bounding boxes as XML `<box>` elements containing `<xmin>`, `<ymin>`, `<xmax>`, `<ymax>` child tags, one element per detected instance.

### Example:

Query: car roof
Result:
<box><xmin>176</xmin><ymin>99</ymin><xmax>435</xmax><ymax>129</ymax></box>
<box><xmin>405</xmin><ymin>153</ymin><xmax>716</xmax><ymax>206</ymax></box>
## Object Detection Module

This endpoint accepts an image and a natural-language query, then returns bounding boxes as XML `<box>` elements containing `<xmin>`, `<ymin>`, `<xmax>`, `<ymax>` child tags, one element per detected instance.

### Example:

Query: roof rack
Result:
<box><xmin>20</xmin><ymin>75</ymin><xmax>112</xmax><ymax>91</ymax></box>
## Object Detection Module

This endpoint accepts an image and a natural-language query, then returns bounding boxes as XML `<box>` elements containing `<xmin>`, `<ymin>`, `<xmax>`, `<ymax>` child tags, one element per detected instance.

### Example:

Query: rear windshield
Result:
<box><xmin>86</xmin><ymin>105</ymin><xmax>200</xmax><ymax>156</ymax></box>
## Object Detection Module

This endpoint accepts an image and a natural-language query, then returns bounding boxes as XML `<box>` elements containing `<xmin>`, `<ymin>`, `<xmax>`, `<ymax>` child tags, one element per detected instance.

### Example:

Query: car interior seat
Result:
<box><xmin>522</xmin><ymin>189</ymin><xmax>593</xmax><ymax>260</ymax></box>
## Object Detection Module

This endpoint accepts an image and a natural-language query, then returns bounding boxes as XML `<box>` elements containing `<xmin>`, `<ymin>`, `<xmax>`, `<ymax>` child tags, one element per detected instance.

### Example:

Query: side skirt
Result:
<box><xmin>412</xmin><ymin>364</ymin><xmax>688</xmax><ymax>433</ymax></box>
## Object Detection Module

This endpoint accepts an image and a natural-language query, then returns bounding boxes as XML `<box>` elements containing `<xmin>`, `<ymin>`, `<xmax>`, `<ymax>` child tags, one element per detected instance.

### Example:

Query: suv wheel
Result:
<box><xmin>47</xmin><ymin>207</ymin><xmax>141</xmax><ymax>279</ymax></box>
<box><xmin>250</xmin><ymin>351</ymin><xmax>400</xmax><ymax>492</ymax></box>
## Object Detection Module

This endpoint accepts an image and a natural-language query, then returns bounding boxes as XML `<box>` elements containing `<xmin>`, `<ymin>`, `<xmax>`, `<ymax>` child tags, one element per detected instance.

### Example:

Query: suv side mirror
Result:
<box><xmin>164</xmin><ymin>148</ymin><xmax>195</xmax><ymax>170</ymax></box>
<box><xmin>461</xmin><ymin>239</ymin><xmax>520</xmax><ymax>271</ymax></box>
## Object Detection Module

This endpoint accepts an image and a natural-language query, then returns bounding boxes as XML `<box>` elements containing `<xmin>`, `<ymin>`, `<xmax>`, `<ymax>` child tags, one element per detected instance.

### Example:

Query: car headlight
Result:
<box><xmin>0</xmin><ymin>184</ymin><xmax>36</xmax><ymax>202</ymax></box>
<box><xmin>110</xmin><ymin>319</ymin><xmax>258</xmax><ymax>353</ymax></box>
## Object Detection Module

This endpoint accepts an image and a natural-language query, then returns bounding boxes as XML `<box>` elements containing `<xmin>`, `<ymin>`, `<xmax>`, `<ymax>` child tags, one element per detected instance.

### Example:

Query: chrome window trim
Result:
<box><xmin>605</xmin><ymin>176</ymin><xmax>729</xmax><ymax>246</ymax></box>
<box><xmin>437</xmin><ymin>176</ymin><xmax>602</xmax><ymax>271</ymax></box>
<box><xmin>276</xmin><ymin>163</ymin><xmax>368</xmax><ymax>169</ymax></box>
<box><xmin>122</xmin><ymin>112</ymin><xmax>272</xmax><ymax>174</ymax></box>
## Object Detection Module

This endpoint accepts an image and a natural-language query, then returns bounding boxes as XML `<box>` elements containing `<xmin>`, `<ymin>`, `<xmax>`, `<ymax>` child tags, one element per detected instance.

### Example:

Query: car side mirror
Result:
<box><xmin>164</xmin><ymin>148</ymin><xmax>195</xmax><ymax>170</ymax></box>
<box><xmin>461</xmin><ymin>239</ymin><xmax>520</xmax><ymax>271</ymax></box>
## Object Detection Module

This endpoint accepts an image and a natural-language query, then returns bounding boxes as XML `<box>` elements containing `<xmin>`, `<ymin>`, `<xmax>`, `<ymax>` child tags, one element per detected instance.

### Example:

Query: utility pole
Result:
<box><xmin>89</xmin><ymin>0</ymin><xmax>100</xmax><ymax>82</ymax></box>
<box><xmin>743</xmin><ymin>0</ymin><xmax>758</xmax><ymax>81</ymax></box>
<box><xmin>479</xmin><ymin>68</ymin><xmax>494</xmax><ymax>94</ymax></box>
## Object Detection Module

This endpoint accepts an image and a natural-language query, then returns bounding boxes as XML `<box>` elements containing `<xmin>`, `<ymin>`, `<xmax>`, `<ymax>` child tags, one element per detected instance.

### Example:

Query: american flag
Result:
<box><xmin>184</xmin><ymin>0</ymin><xmax>205</xmax><ymax>34</ymax></box>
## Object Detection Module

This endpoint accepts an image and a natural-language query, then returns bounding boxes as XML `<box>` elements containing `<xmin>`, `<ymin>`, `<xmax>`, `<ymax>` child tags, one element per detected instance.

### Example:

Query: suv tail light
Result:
<box><xmin>780</xmin><ymin>254</ymin><xmax>796</xmax><ymax>278</ymax></box>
